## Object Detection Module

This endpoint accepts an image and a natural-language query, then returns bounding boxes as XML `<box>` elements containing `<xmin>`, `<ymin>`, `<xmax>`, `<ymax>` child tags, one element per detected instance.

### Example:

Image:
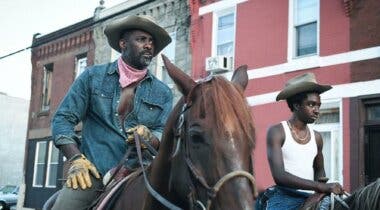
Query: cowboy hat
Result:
<box><xmin>104</xmin><ymin>15</ymin><xmax>171</xmax><ymax>56</ymax></box>
<box><xmin>276</xmin><ymin>73</ymin><xmax>332</xmax><ymax>101</ymax></box>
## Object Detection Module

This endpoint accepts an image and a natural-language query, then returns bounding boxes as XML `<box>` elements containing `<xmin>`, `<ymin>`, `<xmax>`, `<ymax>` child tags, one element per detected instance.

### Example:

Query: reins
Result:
<box><xmin>134</xmin><ymin>132</ymin><xmax>183</xmax><ymax>210</ymax></box>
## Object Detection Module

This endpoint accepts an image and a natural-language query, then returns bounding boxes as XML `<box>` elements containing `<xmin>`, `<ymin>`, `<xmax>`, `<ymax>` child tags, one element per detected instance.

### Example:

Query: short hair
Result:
<box><xmin>286</xmin><ymin>91</ymin><xmax>318</xmax><ymax>112</ymax></box>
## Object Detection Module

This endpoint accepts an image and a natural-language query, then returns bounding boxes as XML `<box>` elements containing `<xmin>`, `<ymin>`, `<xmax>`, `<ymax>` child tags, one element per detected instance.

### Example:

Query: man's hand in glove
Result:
<box><xmin>66</xmin><ymin>154</ymin><xmax>100</xmax><ymax>190</ymax></box>
<box><xmin>126</xmin><ymin>125</ymin><xmax>153</xmax><ymax>149</ymax></box>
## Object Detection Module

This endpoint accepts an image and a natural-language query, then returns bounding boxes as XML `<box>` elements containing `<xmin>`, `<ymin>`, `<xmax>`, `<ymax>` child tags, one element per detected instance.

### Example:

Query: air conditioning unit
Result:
<box><xmin>205</xmin><ymin>56</ymin><xmax>233</xmax><ymax>73</ymax></box>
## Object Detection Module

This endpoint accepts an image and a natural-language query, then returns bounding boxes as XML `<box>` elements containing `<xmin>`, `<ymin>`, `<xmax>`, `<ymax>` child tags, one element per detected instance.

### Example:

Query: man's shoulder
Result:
<box><xmin>267</xmin><ymin>122</ymin><xmax>285</xmax><ymax>144</ymax></box>
<box><xmin>268</xmin><ymin>122</ymin><xmax>284</xmax><ymax>134</ymax></box>
<box><xmin>88</xmin><ymin>62</ymin><xmax>116</xmax><ymax>74</ymax></box>
<box><xmin>148</xmin><ymin>73</ymin><xmax>172</xmax><ymax>96</ymax></box>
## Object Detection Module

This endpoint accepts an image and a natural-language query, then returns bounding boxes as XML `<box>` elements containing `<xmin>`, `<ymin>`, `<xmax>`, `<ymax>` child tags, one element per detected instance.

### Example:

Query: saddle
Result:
<box><xmin>92</xmin><ymin>166</ymin><xmax>144</xmax><ymax>210</ymax></box>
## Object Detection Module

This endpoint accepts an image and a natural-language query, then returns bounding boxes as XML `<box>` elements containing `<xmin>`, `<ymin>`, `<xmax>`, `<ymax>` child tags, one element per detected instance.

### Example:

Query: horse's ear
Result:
<box><xmin>162</xmin><ymin>54</ymin><xmax>196</xmax><ymax>96</ymax></box>
<box><xmin>231</xmin><ymin>65</ymin><xmax>248</xmax><ymax>90</ymax></box>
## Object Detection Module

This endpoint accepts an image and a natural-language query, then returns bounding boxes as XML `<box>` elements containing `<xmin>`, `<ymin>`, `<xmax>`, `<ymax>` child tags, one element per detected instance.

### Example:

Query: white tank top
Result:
<box><xmin>281</xmin><ymin>121</ymin><xmax>317</xmax><ymax>183</ymax></box>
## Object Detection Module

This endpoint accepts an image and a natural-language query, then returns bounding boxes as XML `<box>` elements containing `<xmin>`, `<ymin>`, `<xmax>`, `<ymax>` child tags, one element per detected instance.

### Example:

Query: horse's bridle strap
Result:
<box><xmin>134</xmin><ymin>132</ymin><xmax>183</xmax><ymax>210</ymax></box>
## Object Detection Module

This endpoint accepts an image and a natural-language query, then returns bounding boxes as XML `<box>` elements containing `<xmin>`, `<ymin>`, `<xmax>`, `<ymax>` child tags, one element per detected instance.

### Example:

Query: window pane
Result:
<box><xmin>42</xmin><ymin>65</ymin><xmax>53</xmax><ymax>110</ymax></box>
<box><xmin>296</xmin><ymin>22</ymin><xmax>317</xmax><ymax>56</ymax></box>
<box><xmin>50</xmin><ymin>145</ymin><xmax>59</xmax><ymax>162</ymax></box>
<box><xmin>47</xmin><ymin>164</ymin><xmax>58</xmax><ymax>186</ymax></box>
<box><xmin>217</xmin><ymin>42</ymin><xmax>233</xmax><ymax>56</ymax></box>
<box><xmin>315</xmin><ymin>108</ymin><xmax>339</xmax><ymax>124</ymax></box>
<box><xmin>35</xmin><ymin>164</ymin><xmax>45</xmax><ymax>186</ymax></box>
<box><xmin>217</xmin><ymin>13</ymin><xmax>234</xmax><ymax>56</ymax></box>
<box><xmin>46</xmin><ymin>142</ymin><xmax>59</xmax><ymax>187</ymax></box>
<box><xmin>295</xmin><ymin>0</ymin><xmax>318</xmax><ymax>25</ymax></box>
<box><xmin>367</xmin><ymin>104</ymin><xmax>380</xmax><ymax>121</ymax></box>
<box><xmin>34</xmin><ymin>142</ymin><xmax>47</xmax><ymax>186</ymax></box>
<box><xmin>162</xmin><ymin>32</ymin><xmax>176</xmax><ymax>62</ymax></box>
<box><xmin>37</xmin><ymin>142</ymin><xmax>47</xmax><ymax>163</ymax></box>
<box><xmin>75</xmin><ymin>57</ymin><xmax>87</xmax><ymax>78</ymax></box>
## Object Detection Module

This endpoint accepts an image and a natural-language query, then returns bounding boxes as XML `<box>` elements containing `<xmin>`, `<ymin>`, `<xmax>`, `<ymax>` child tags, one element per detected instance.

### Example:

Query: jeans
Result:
<box><xmin>256</xmin><ymin>186</ymin><xmax>308</xmax><ymax>210</ymax></box>
<box><xmin>51</xmin><ymin>175</ymin><xmax>104</xmax><ymax>210</ymax></box>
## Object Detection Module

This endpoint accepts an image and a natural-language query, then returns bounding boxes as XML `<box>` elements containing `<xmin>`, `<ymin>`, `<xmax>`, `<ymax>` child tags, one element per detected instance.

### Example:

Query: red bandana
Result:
<box><xmin>118</xmin><ymin>57</ymin><xmax>147</xmax><ymax>88</ymax></box>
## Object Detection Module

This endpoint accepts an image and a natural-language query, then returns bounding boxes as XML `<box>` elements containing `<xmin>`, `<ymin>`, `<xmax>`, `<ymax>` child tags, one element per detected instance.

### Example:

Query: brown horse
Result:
<box><xmin>107</xmin><ymin>55</ymin><xmax>257</xmax><ymax>210</ymax></box>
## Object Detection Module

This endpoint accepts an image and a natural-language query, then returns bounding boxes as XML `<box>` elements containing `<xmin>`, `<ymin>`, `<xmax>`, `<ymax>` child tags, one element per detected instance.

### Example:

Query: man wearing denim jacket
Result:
<box><xmin>51</xmin><ymin>15</ymin><xmax>173</xmax><ymax>210</ymax></box>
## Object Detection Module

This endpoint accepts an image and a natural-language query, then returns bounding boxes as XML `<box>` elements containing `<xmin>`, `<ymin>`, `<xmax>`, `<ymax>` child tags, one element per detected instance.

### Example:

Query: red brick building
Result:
<box><xmin>24</xmin><ymin>18</ymin><xmax>95</xmax><ymax>208</ymax></box>
<box><xmin>189</xmin><ymin>0</ymin><xmax>380</xmax><ymax>192</ymax></box>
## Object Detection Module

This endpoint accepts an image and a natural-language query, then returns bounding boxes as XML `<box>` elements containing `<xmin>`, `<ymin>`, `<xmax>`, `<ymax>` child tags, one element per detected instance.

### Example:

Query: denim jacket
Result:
<box><xmin>52</xmin><ymin>60</ymin><xmax>173</xmax><ymax>175</ymax></box>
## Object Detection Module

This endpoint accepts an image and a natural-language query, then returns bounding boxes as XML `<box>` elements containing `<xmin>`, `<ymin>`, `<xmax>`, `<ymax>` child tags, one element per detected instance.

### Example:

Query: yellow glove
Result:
<box><xmin>66</xmin><ymin>154</ymin><xmax>100</xmax><ymax>190</ymax></box>
<box><xmin>126</xmin><ymin>125</ymin><xmax>153</xmax><ymax>149</ymax></box>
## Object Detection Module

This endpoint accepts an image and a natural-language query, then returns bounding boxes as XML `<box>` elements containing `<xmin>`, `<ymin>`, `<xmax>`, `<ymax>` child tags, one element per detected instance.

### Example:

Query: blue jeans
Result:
<box><xmin>256</xmin><ymin>186</ymin><xmax>331</xmax><ymax>210</ymax></box>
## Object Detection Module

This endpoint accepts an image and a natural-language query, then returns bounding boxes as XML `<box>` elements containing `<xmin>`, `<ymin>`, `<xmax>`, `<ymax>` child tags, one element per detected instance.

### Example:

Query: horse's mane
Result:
<box><xmin>341</xmin><ymin>178</ymin><xmax>380</xmax><ymax>210</ymax></box>
<box><xmin>195</xmin><ymin>76</ymin><xmax>255</xmax><ymax>149</ymax></box>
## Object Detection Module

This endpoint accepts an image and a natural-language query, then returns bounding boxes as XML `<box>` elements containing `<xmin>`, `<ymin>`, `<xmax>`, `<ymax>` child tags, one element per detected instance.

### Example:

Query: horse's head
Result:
<box><xmin>162</xmin><ymin>55</ymin><xmax>256</xmax><ymax>210</ymax></box>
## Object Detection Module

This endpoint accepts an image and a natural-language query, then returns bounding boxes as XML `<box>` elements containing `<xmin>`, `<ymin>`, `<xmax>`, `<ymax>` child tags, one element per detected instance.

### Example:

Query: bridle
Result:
<box><xmin>171</xmin><ymin>81</ymin><xmax>257</xmax><ymax>210</ymax></box>
<box><xmin>135</xmin><ymin>80</ymin><xmax>257</xmax><ymax>210</ymax></box>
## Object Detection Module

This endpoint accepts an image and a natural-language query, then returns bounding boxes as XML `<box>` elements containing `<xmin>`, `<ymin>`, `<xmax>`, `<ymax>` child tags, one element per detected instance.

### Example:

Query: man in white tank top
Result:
<box><xmin>256</xmin><ymin>73</ymin><xmax>344</xmax><ymax>210</ymax></box>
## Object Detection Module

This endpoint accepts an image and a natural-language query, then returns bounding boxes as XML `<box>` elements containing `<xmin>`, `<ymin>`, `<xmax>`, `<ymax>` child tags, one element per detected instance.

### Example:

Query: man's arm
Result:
<box><xmin>51</xmin><ymin>69</ymin><xmax>90</xmax><ymax>159</ymax></box>
<box><xmin>313</xmin><ymin>131</ymin><xmax>326</xmax><ymax>181</ymax></box>
<box><xmin>312</xmin><ymin>131</ymin><xmax>344</xmax><ymax>194</ymax></box>
<box><xmin>267</xmin><ymin>124</ymin><xmax>328</xmax><ymax>192</ymax></box>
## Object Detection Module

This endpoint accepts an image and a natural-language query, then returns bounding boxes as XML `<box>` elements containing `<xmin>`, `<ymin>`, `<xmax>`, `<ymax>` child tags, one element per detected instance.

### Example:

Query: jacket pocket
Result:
<box><xmin>91</xmin><ymin>88</ymin><xmax>114</xmax><ymax>116</ymax></box>
<box><xmin>137</xmin><ymin>98</ymin><xmax>164</xmax><ymax>127</ymax></box>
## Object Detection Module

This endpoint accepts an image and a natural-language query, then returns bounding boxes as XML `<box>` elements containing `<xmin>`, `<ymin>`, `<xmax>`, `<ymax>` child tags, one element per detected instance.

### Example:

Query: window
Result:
<box><xmin>311</xmin><ymin>100</ymin><xmax>343</xmax><ymax>184</ymax></box>
<box><xmin>42</xmin><ymin>64</ymin><xmax>53</xmax><ymax>111</ymax></box>
<box><xmin>213</xmin><ymin>8</ymin><xmax>235</xmax><ymax>57</ymax></box>
<box><xmin>33</xmin><ymin>141</ymin><xmax>47</xmax><ymax>187</ymax></box>
<box><xmin>75</xmin><ymin>54</ymin><xmax>87</xmax><ymax>78</ymax></box>
<box><xmin>293</xmin><ymin>0</ymin><xmax>318</xmax><ymax>57</ymax></box>
<box><xmin>32</xmin><ymin>141</ymin><xmax>60</xmax><ymax>188</ymax></box>
<box><xmin>45</xmin><ymin>142</ymin><xmax>59</xmax><ymax>187</ymax></box>
<box><xmin>156</xmin><ymin>32</ymin><xmax>176</xmax><ymax>88</ymax></box>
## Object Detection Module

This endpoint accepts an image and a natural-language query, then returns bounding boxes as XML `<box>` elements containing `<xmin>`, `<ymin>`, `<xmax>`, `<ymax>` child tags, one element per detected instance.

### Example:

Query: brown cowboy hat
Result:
<box><xmin>276</xmin><ymin>73</ymin><xmax>332</xmax><ymax>101</ymax></box>
<box><xmin>104</xmin><ymin>15</ymin><xmax>171</xmax><ymax>56</ymax></box>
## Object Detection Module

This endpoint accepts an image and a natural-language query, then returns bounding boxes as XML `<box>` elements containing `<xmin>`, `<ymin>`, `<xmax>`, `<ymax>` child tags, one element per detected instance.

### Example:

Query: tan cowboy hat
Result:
<box><xmin>104</xmin><ymin>15</ymin><xmax>171</xmax><ymax>56</ymax></box>
<box><xmin>276</xmin><ymin>73</ymin><xmax>332</xmax><ymax>101</ymax></box>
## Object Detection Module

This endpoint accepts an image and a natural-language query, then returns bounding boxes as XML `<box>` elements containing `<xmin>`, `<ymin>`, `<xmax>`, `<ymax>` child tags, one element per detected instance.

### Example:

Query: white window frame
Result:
<box><xmin>211</xmin><ymin>7</ymin><xmax>237</xmax><ymax>59</ymax></box>
<box><xmin>32</xmin><ymin>141</ymin><xmax>47</xmax><ymax>187</ymax></box>
<box><xmin>75</xmin><ymin>55</ymin><xmax>88</xmax><ymax>79</ymax></box>
<box><xmin>45</xmin><ymin>141</ymin><xmax>59</xmax><ymax>188</ymax></box>
<box><xmin>310</xmin><ymin>99</ymin><xmax>343</xmax><ymax>184</ymax></box>
<box><xmin>156</xmin><ymin>31</ymin><xmax>176</xmax><ymax>89</ymax></box>
<box><xmin>41</xmin><ymin>64</ymin><xmax>53</xmax><ymax>111</ymax></box>
<box><xmin>287</xmin><ymin>0</ymin><xmax>320</xmax><ymax>61</ymax></box>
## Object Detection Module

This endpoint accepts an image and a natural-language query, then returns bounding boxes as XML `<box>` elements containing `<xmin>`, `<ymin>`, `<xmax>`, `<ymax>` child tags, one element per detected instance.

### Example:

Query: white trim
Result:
<box><xmin>243</xmin><ymin>46</ymin><xmax>380</xmax><ymax>80</ymax></box>
<box><xmin>247</xmin><ymin>79</ymin><xmax>380</xmax><ymax>106</ymax></box>
<box><xmin>199</xmin><ymin>0</ymin><xmax>247</xmax><ymax>16</ymax></box>
<box><xmin>287</xmin><ymin>0</ymin><xmax>294</xmax><ymax>61</ymax></box>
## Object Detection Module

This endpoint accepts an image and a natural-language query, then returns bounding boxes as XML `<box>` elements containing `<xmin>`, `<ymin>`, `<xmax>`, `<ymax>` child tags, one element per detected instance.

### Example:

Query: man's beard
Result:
<box><xmin>140</xmin><ymin>54</ymin><xmax>152</xmax><ymax>68</ymax></box>
<box><xmin>123</xmin><ymin>50</ymin><xmax>153</xmax><ymax>69</ymax></box>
